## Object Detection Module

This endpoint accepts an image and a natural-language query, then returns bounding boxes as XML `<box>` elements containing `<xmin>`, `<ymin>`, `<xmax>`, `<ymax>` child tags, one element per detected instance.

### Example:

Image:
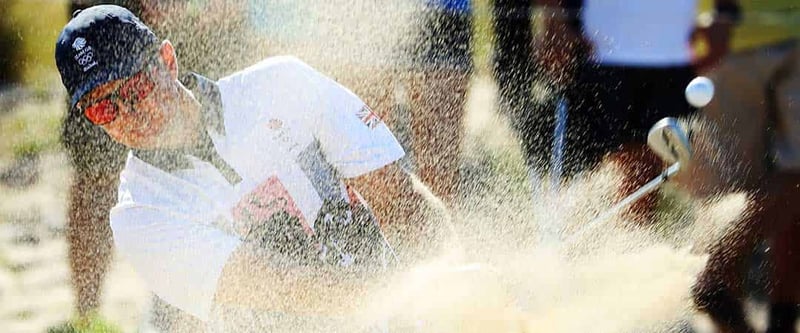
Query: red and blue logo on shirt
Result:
<box><xmin>356</xmin><ymin>104</ymin><xmax>381</xmax><ymax>129</ymax></box>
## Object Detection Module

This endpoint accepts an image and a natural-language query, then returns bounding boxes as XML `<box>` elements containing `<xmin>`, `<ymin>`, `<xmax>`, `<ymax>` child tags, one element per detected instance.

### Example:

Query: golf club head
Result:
<box><xmin>647</xmin><ymin>117</ymin><xmax>692</xmax><ymax>166</ymax></box>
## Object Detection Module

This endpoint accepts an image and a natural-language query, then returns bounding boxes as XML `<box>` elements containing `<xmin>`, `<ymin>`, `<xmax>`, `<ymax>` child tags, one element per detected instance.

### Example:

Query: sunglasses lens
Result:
<box><xmin>84</xmin><ymin>99</ymin><xmax>118</xmax><ymax>125</ymax></box>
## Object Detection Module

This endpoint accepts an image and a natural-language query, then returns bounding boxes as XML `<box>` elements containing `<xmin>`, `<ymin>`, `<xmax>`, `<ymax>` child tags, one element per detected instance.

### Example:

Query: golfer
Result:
<box><xmin>56</xmin><ymin>5</ymin><xmax>436</xmax><ymax>331</ymax></box>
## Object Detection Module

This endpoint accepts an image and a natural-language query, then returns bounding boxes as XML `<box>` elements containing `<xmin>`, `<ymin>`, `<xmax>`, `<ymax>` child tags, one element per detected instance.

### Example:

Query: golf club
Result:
<box><xmin>563</xmin><ymin>117</ymin><xmax>693</xmax><ymax>247</ymax></box>
<box><xmin>551</xmin><ymin>97</ymin><xmax>568</xmax><ymax>190</ymax></box>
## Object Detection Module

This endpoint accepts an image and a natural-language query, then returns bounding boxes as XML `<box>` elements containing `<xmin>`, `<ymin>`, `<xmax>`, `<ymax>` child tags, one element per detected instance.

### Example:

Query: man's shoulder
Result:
<box><xmin>219</xmin><ymin>56</ymin><xmax>321</xmax><ymax>85</ymax></box>
<box><xmin>214</xmin><ymin>56</ymin><xmax>335</xmax><ymax>126</ymax></box>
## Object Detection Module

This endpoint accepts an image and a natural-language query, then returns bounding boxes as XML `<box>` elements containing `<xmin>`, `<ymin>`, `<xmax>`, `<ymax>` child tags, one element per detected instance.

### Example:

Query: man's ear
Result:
<box><xmin>158</xmin><ymin>40</ymin><xmax>179</xmax><ymax>80</ymax></box>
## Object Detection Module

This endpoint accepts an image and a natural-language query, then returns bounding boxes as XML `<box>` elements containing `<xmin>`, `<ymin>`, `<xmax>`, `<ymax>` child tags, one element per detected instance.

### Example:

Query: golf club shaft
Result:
<box><xmin>551</xmin><ymin>97</ymin><xmax>568</xmax><ymax>190</ymax></box>
<box><xmin>563</xmin><ymin>162</ymin><xmax>681</xmax><ymax>247</ymax></box>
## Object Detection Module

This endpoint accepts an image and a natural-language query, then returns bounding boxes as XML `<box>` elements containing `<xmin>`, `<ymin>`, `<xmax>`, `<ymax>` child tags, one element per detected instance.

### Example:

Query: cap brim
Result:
<box><xmin>69</xmin><ymin>62</ymin><xmax>142</xmax><ymax>109</ymax></box>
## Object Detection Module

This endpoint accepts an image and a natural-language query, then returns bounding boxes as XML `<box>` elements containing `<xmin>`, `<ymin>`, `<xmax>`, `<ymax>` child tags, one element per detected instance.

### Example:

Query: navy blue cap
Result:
<box><xmin>55</xmin><ymin>5</ymin><xmax>160</xmax><ymax>110</ymax></box>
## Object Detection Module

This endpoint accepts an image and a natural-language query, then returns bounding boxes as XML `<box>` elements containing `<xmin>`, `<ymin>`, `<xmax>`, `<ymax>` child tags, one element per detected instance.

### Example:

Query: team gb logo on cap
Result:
<box><xmin>72</xmin><ymin>37</ymin><xmax>87</xmax><ymax>51</ymax></box>
<box><xmin>71</xmin><ymin>37</ymin><xmax>97</xmax><ymax>72</ymax></box>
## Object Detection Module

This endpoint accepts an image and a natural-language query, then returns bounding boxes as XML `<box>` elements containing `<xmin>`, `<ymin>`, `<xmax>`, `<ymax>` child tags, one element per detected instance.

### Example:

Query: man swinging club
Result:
<box><xmin>55</xmin><ymin>5</ymin><xmax>440</xmax><ymax>331</ymax></box>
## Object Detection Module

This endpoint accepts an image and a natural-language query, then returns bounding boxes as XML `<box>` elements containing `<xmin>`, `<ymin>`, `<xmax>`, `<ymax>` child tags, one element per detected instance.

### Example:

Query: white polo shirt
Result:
<box><xmin>582</xmin><ymin>0</ymin><xmax>698</xmax><ymax>66</ymax></box>
<box><xmin>109</xmin><ymin>56</ymin><xmax>404</xmax><ymax>326</ymax></box>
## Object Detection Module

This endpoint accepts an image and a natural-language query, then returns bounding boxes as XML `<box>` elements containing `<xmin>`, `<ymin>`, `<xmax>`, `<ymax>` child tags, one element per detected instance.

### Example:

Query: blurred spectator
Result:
<box><xmin>539</xmin><ymin>0</ymin><xmax>719</xmax><ymax>224</ymax></box>
<box><xmin>490</xmin><ymin>0</ymin><xmax>540</xmax><ymax>179</ymax></box>
<box><xmin>693</xmin><ymin>0</ymin><xmax>800</xmax><ymax>192</ymax></box>
<box><xmin>689</xmin><ymin>1</ymin><xmax>800</xmax><ymax>332</ymax></box>
<box><xmin>491</xmin><ymin>0</ymin><xmax>593</xmax><ymax>194</ymax></box>
<box><xmin>403</xmin><ymin>0</ymin><xmax>473</xmax><ymax>204</ymax></box>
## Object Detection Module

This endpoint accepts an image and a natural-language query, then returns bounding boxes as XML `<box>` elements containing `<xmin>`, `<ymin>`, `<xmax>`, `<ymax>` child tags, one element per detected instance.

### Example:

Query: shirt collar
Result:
<box><xmin>180</xmin><ymin>72</ymin><xmax>225</xmax><ymax>136</ymax></box>
<box><xmin>132</xmin><ymin>72</ymin><xmax>242</xmax><ymax>185</ymax></box>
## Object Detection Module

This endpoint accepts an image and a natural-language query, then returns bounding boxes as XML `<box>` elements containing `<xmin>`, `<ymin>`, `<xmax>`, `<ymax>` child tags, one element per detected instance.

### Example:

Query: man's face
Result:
<box><xmin>76</xmin><ymin>60</ymin><xmax>192</xmax><ymax>149</ymax></box>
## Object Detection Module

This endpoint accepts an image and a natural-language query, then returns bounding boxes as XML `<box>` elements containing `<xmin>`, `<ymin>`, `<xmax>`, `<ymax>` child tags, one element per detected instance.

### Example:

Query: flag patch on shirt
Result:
<box><xmin>356</xmin><ymin>105</ymin><xmax>381</xmax><ymax>129</ymax></box>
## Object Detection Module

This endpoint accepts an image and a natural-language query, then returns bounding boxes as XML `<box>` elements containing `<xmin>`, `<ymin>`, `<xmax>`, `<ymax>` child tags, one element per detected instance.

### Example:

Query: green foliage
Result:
<box><xmin>46</xmin><ymin>313</ymin><xmax>123</xmax><ymax>333</ymax></box>
<box><xmin>0</xmin><ymin>98</ymin><xmax>62</xmax><ymax>161</ymax></box>
<box><xmin>0</xmin><ymin>1</ymin><xmax>22</xmax><ymax>86</ymax></box>
<box><xmin>0</xmin><ymin>1</ymin><xmax>67</xmax><ymax>160</ymax></box>
<box><xmin>471</xmin><ymin>0</ymin><xmax>494</xmax><ymax>77</ymax></box>
<box><xmin>6</xmin><ymin>0</ymin><xmax>69</xmax><ymax>89</ymax></box>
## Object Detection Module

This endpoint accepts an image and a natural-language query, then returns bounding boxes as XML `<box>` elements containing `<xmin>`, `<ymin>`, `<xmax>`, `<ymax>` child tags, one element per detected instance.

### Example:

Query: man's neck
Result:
<box><xmin>133</xmin><ymin>73</ymin><xmax>242</xmax><ymax>185</ymax></box>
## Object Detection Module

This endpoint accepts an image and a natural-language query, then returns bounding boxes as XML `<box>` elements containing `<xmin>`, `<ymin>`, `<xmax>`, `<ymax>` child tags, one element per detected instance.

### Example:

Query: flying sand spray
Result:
<box><xmin>360</xmin><ymin>77</ymin><xmax>719</xmax><ymax>332</ymax></box>
<box><xmin>438</xmin><ymin>75</ymin><xmax>714</xmax><ymax>265</ymax></box>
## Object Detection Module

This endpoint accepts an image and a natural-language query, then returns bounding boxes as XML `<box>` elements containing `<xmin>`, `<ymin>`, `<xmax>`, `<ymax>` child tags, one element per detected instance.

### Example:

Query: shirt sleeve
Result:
<box><xmin>293</xmin><ymin>60</ymin><xmax>406</xmax><ymax>178</ymax></box>
<box><xmin>110</xmin><ymin>203</ymin><xmax>242</xmax><ymax>321</ymax></box>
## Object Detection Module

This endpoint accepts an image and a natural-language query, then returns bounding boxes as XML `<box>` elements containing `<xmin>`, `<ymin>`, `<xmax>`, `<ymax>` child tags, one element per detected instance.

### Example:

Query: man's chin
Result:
<box><xmin>138</xmin><ymin>130</ymin><xmax>195</xmax><ymax>150</ymax></box>
<box><xmin>122</xmin><ymin>139</ymin><xmax>160</xmax><ymax>150</ymax></box>
<box><xmin>116</xmin><ymin>118</ymin><xmax>195</xmax><ymax>150</ymax></box>
<box><xmin>120</xmin><ymin>129</ymin><xmax>169</xmax><ymax>150</ymax></box>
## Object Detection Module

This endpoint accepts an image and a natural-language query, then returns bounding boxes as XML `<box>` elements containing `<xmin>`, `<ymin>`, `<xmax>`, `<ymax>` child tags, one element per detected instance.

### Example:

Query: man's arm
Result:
<box><xmin>346</xmin><ymin>163</ymin><xmax>453</xmax><ymax>261</ymax></box>
<box><xmin>268</xmin><ymin>59</ymin><xmax>452</xmax><ymax>259</ymax></box>
<box><xmin>533</xmin><ymin>0</ymin><xmax>591</xmax><ymax>86</ymax></box>
<box><xmin>216</xmin><ymin>164</ymin><xmax>450</xmax><ymax>314</ymax></box>
<box><xmin>112</xmin><ymin>203</ymin><xmax>382</xmax><ymax>318</ymax></box>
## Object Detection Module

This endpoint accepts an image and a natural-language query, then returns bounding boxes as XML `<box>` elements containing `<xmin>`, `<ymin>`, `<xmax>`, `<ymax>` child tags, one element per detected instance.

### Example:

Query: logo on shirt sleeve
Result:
<box><xmin>356</xmin><ymin>104</ymin><xmax>382</xmax><ymax>129</ymax></box>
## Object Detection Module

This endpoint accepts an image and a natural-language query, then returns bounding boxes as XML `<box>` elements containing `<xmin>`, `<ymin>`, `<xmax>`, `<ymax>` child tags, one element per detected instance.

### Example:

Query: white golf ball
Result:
<box><xmin>685</xmin><ymin>76</ymin><xmax>715</xmax><ymax>108</ymax></box>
